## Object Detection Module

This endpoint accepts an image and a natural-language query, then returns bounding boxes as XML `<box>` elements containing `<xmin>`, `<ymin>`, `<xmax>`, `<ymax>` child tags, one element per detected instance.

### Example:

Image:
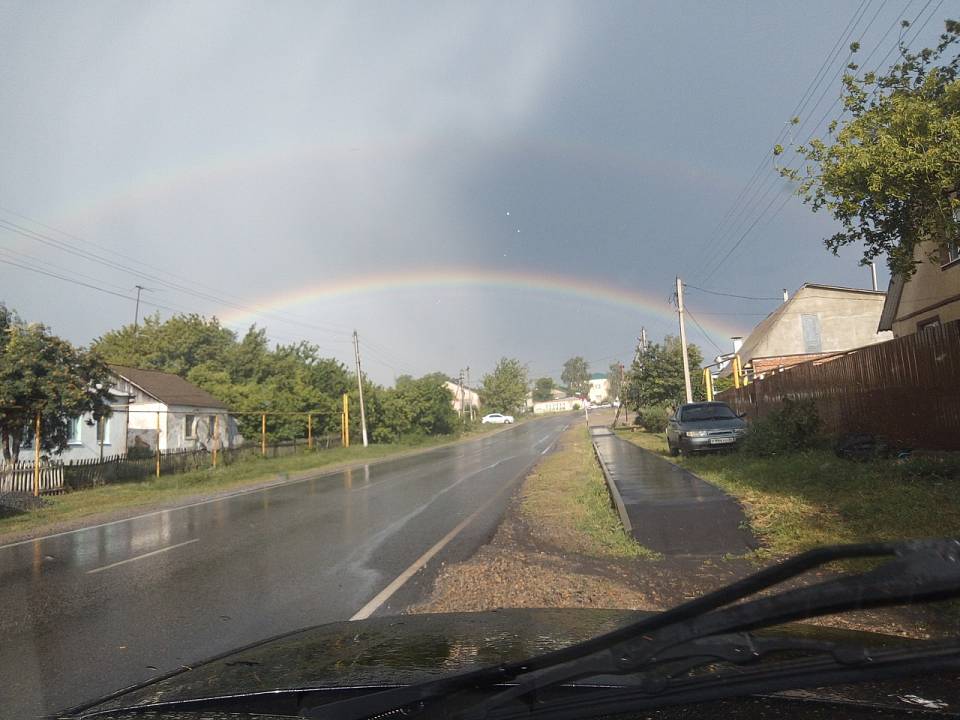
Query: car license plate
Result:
<box><xmin>709</xmin><ymin>437</ymin><xmax>735</xmax><ymax>445</ymax></box>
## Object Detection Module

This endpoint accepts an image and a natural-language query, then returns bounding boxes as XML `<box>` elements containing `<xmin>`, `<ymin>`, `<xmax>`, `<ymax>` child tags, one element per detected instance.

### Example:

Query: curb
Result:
<box><xmin>591</xmin><ymin>439</ymin><xmax>633</xmax><ymax>534</ymax></box>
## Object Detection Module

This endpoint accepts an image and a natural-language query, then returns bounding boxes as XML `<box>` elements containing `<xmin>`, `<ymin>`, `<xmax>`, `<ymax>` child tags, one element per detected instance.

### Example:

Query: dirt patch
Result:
<box><xmin>405</xmin><ymin>426</ymin><xmax>953</xmax><ymax>640</ymax></box>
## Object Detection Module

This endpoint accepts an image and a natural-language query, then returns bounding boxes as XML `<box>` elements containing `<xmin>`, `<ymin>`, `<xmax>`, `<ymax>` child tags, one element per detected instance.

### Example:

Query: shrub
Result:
<box><xmin>634</xmin><ymin>404</ymin><xmax>671</xmax><ymax>432</ymax></box>
<box><xmin>740</xmin><ymin>397</ymin><xmax>822</xmax><ymax>457</ymax></box>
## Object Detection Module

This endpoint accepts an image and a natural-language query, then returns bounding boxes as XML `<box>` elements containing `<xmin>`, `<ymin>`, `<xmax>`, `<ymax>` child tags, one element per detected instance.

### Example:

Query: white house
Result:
<box><xmin>587</xmin><ymin>373</ymin><xmax>610</xmax><ymax>404</ymax></box>
<box><xmin>17</xmin><ymin>365</ymin><xmax>239</xmax><ymax>462</ymax></box>
<box><xmin>110</xmin><ymin>365</ymin><xmax>240</xmax><ymax>453</ymax></box>
<box><xmin>444</xmin><ymin>380</ymin><xmax>480</xmax><ymax>417</ymax></box>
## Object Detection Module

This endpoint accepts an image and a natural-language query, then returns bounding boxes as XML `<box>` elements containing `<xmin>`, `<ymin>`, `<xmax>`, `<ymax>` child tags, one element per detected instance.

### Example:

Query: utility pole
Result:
<box><xmin>353</xmin><ymin>330</ymin><xmax>369</xmax><ymax>447</ymax></box>
<box><xmin>869</xmin><ymin>262</ymin><xmax>879</xmax><ymax>291</ymax></box>
<box><xmin>458</xmin><ymin>370</ymin><xmax>465</xmax><ymax>420</ymax></box>
<box><xmin>676</xmin><ymin>277</ymin><xmax>693</xmax><ymax>403</ymax></box>
<box><xmin>466</xmin><ymin>366</ymin><xmax>473</xmax><ymax>421</ymax></box>
<box><xmin>133</xmin><ymin>285</ymin><xmax>151</xmax><ymax>329</ymax></box>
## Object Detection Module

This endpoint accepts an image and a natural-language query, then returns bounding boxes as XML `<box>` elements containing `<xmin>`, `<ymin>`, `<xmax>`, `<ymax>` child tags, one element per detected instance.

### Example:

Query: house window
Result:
<box><xmin>945</xmin><ymin>239</ymin><xmax>960</xmax><ymax>266</ymax></box>
<box><xmin>917</xmin><ymin>316</ymin><xmax>941</xmax><ymax>334</ymax></box>
<box><xmin>67</xmin><ymin>417</ymin><xmax>82</xmax><ymax>445</ymax></box>
<box><xmin>97</xmin><ymin>416</ymin><xmax>111</xmax><ymax>445</ymax></box>
<box><xmin>801</xmin><ymin>314</ymin><xmax>822</xmax><ymax>353</ymax></box>
<box><xmin>184</xmin><ymin>414</ymin><xmax>196</xmax><ymax>440</ymax></box>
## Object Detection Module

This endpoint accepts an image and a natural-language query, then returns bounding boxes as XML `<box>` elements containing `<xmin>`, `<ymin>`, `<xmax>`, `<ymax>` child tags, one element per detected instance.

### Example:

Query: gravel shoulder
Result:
<box><xmin>405</xmin><ymin>424</ymin><xmax>952</xmax><ymax>640</ymax></box>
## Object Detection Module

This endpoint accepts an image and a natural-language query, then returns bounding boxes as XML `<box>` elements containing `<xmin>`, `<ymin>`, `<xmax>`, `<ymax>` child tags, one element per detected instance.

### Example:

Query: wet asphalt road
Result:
<box><xmin>0</xmin><ymin>415</ymin><xmax>572</xmax><ymax>719</ymax></box>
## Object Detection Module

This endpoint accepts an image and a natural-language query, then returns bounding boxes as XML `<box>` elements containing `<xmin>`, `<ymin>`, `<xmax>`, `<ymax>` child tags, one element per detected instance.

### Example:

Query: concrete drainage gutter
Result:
<box><xmin>591</xmin><ymin>439</ymin><xmax>633</xmax><ymax>534</ymax></box>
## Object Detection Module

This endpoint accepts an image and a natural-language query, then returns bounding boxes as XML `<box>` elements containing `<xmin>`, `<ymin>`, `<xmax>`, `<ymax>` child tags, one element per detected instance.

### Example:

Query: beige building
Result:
<box><xmin>878</xmin><ymin>240</ymin><xmax>960</xmax><ymax>336</ymax></box>
<box><xmin>587</xmin><ymin>374</ymin><xmax>610</xmax><ymax>404</ymax></box>
<box><xmin>722</xmin><ymin>283</ymin><xmax>892</xmax><ymax>379</ymax></box>
<box><xmin>443</xmin><ymin>380</ymin><xmax>480</xmax><ymax>415</ymax></box>
<box><xmin>532</xmin><ymin>397</ymin><xmax>582</xmax><ymax>414</ymax></box>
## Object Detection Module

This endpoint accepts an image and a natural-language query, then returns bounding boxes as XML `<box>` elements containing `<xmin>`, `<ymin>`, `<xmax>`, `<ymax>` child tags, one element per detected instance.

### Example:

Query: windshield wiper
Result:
<box><xmin>307</xmin><ymin>539</ymin><xmax>960</xmax><ymax>720</ymax></box>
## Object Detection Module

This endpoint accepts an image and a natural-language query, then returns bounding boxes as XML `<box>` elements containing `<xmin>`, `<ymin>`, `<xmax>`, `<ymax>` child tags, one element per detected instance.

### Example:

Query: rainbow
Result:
<box><xmin>218</xmin><ymin>267</ymin><xmax>749</xmax><ymax>341</ymax></box>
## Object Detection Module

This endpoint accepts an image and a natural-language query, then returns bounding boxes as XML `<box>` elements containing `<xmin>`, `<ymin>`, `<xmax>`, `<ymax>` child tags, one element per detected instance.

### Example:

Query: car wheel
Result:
<box><xmin>667</xmin><ymin>436</ymin><xmax>679</xmax><ymax>457</ymax></box>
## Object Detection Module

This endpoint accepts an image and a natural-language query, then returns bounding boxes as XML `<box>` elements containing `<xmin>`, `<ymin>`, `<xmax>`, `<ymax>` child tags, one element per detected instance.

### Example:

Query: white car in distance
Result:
<box><xmin>481</xmin><ymin>413</ymin><xmax>514</xmax><ymax>424</ymax></box>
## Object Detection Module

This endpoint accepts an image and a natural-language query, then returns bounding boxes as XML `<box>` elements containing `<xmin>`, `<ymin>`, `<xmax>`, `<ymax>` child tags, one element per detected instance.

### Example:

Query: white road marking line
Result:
<box><xmin>349</xmin><ymin>479</ymin><xmax>519</xmax><ymax>621</ymax></box>
<box><xmin>86</xmin><ymin>538</ymin><xmax>199</xmax><ymax>575</ymax></box>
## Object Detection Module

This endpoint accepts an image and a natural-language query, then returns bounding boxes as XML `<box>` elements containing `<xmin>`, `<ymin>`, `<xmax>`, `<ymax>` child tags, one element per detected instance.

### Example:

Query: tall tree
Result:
<box><xmin>776</xmin><ymin>21</ymin><xmax>960</xmax><ymax>276</ymax></box>
<box><xmin>480</xmin><ymin>358</ymin><xmax>528</xmax><ymax>414</ymax></box>
<box><xmin>561</xmin><ymin>356</ymin><xmax>589</xmax><ymax>397</ymax></box>
<box><xmin>0</xmin><ymin>309</ymin><xmax>112</xmax><ymax>460</ymax></box>
<box><xmin>532</xmin><ymin>376</ymin><xmax>555</xmax><ymax>402</ymax></box>
<box><xmin>607</xmin><ymin>361</ymin><xmax>624</xmax><ymax>402</ymax></box>
<box><xmin>624</xmin><ymin>336</ymin><xmax>703</xmax><ymax>410</ymax></box>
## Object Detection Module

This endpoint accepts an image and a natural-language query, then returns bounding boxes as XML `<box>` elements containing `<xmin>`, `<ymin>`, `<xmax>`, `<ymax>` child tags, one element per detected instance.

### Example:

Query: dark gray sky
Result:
<box><xmin>0</xmin><ymin>1</ymin><xmax>952</xmax><ymax>383</ymax></box>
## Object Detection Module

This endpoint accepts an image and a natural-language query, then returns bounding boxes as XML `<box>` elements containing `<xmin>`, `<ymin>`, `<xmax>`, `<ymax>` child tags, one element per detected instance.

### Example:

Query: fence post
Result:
<box><xmin>261</xmin><ymin>414</ymin><xmax>266</xmax><ymax>457</ymax></box>
<box><xmin>155</xmin><ymin>411</ymin><xmax>161</xmax><ymax>478</ymax></box>
<box><xmin>33</xmin><ymin>412</ymin><xmax>41</xmax><ymax>497</ymax></box>
<box><xmin>307</xmin><ymin>414</ymin><xmax>313</xmax><ymax>449</ymax></box>
<box><xmin>212</xmin><ymin>414</ymin><xmax>219</xmax><ymax>468</ymax></box>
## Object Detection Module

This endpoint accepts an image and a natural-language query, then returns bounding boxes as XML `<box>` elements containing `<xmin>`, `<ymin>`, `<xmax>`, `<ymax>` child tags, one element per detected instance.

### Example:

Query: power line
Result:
<box><xmin>683</xmin><ymin>284</ymin><xmax>781</xmax><ymax>301</ymax></box>
<box><xmin>684</xmin><ymin>307</ymin><xmax>725</xmax><ymax>354</ymax></box>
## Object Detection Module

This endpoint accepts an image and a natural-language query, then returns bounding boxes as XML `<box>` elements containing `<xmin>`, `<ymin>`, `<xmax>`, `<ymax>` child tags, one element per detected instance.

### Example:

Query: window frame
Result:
<box><xmin>917</xmin><ymin>315</ymin><xmax>941</xmax><ymax>334</ymax></box>
<box><xmin>66</xmin><ymin>417</ymin><xmax>83</xmax><ymax>445</ymax></box>
<box><xmin>184</xmin><ymin>414</ymin><xmax>196</xmax><ymax>440</ymax></box>
<box><xmin>97</xmin><ymin>416</ymin><xmax>112</xmax><ymax>446</ymax></box>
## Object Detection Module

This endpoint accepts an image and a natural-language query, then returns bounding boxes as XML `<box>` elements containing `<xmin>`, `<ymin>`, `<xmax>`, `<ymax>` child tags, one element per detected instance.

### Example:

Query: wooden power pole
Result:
<box><xmin>676</xmin><ymin>277</ymin><xmax>693</xmax><ymax>403</ymax></box>
<box><xmin>353</xmin><ymin>330</ymin><xmax>369</xmax><ymax>447</ymax></box>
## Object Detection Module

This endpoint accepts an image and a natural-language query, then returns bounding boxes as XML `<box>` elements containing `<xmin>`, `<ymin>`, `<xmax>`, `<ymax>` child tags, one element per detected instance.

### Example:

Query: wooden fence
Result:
<box><xmin>1</xmin><ymin>433</ymin><xmax>343</xmax><ymax>495</ymax></box>
<box><xmin>0</xmin><ymin>461</ymin><xmax>65</xmax><ymax>494</ymax></box>
<box><xmin>718</xmin><ymin>319</ymin><xmax>960</xmax><ymax>450</ymax></box>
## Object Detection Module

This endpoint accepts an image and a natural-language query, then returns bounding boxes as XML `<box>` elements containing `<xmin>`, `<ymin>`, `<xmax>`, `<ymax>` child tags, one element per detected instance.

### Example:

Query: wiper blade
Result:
<box><xmin>306</xmin><ymin>539</ymin><xmax>960</xmax><ymax>720</ymax></box>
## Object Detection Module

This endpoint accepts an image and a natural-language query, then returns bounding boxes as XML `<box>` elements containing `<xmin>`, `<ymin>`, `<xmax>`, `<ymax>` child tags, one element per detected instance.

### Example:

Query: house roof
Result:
<box><xmin>878</xmin><ymin>275</ymin><xmax>906</xmax><ymax>331</ymax></box>
<box><xmin>109</xmin><ymin>365</ymin><xmax>228</xmax><ymax>409</ymax></box>
<box><xmin>589</xmin><ymin>372</ymin><xmax>607</xmax><ymax>380</ymax></box>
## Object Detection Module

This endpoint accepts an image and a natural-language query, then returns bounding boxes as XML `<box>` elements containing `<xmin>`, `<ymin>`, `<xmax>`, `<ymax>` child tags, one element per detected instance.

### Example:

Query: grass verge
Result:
<box><xmin>617</xmin><ymin>429</ymin><xmax>960</xmax><ymax>558</ymax></box>
<box><xmin>520</xmin><ymin>427</ymin><xmax>659</xmax><ymax>559</ymax></box>
<box><xmin>0</xmin><ymin>428</ymin><xmax>503</xmax><ymax>541</ymax></box>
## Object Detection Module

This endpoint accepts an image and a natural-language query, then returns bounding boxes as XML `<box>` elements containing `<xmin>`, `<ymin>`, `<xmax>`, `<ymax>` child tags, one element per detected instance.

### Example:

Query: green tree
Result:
<box><xmin>0</xmin><ymin>309</ymin><xmax>112</xmax><ymax>460</ymax></box>
<box><xmin>370</xmin><ymin>374</ymin><xmax>458</xmax><ymax>443</ymax></box>
<box><xmin>480</xmin><ymin>358</ymin><xmax>528</xmax><ymax>414</ymax></box>
<box><xmin>607</xmin><ymin>361</ymin><xmax>624</xmax><ymax>402</ymax></box>
<box><xmin>776</xmin><ymin>21</ymin><xmax>960</xmax><ymax>276</ymax></box>
<box><xmin>532</xmin><ymin>376</ymin><xmax>555</xmax><ymax>402</ymax></box>
<box><xmin>561</xmin><ymin>356</ymin><xmax>589</xmax><ymax>397</ymax></box>
<box><xmin>624</xmin><ymin>336</ymin><xmax>704</xmax><ymax>410</ymax></box>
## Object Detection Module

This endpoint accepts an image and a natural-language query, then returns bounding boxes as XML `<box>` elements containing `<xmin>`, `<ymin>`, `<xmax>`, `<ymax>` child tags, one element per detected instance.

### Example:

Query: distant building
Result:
<box><xmin>443</xmin><ymin>380</ymin><xmax>480</xmax><ymax>416</ymax></box>
<box><xmin>721</xmin><ymin>283</ymin><xmax>892</xmax><ymax>380</ymax></box>
<box><xmin>878</xmin><ymin>238</ymin><xmax>960</xmax><ymax>337</ymax></box>
<box><xmin>533</xmin><ymin>397</ymin><xmax>582</xmax><ymax>414</ymax></box>
<box><xmin>587</xmin><ymin>373</ymin><xmax>610</xmax><ymax>404</ymax></box>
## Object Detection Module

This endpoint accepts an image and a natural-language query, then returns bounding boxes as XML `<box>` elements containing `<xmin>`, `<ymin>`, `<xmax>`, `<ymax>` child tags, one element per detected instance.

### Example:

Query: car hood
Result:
<box><xmin>67</xmin><ymin>608</ymin><xmax>958</xmax><ymax>718</ymax></box>
<box><xmin>680</xmin><ymin>417</ymin><xmax>746</xmax><ymax>430</ymax></box>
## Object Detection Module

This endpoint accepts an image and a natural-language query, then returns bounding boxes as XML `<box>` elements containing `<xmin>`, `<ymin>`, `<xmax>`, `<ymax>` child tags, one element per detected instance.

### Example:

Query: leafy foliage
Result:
<box><xmin>633</xmin><ymin>404</ymin><xmax>672</xmax><ymax>432</ymax></box>
<box><xmin>607</xmin><ymin>361</ymin><xmax>624</xmax><ymax>402</ymax></box>
<box><xmin>561</xmin><ymin>356</ymin><xmax>590</xmax><ymax>397</ymax></box>
<box><xmin>740</xmin><ymin>398</ymin><xmax>822</xmax><ymax>457</ymax></box>
<box><xmin>623</xmin><ymin>335</ymin><xmax>704</xmax><ymax>410</ymax></box>
<box><xmin>368</xmin><ymin>375</ymin><xmax>458</xmax><ymax>443</ymax></box>
<box><xmin>0</xmin><ymin>305</ymin><xmax>112</xmax><ymax>460</ymax></box>
<box><xmin>532</xmin><ymin>376</ymin><xmax>555</xmax><ymax>402</ymax></box>
<box><xmin>481</xmin><ymin>357</ymin><xmax>528</xmax><ymax>414</ymax></box>
<box><xmin>777</xmin><ymin>21</ymin><xmax>960</xmax><ymax>276</ymax></box>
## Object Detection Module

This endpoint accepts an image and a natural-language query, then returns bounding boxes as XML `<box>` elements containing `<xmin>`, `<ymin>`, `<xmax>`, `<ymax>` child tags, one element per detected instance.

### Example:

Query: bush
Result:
<box><xmin>634</xmin><ymin>405</ymin><xmax>672</xmax><ymax>432</ymax></box>
<box><xmin>740</xmin><ymin>397</ymin><xmax>822</xmax><ymax>457</ymax></box>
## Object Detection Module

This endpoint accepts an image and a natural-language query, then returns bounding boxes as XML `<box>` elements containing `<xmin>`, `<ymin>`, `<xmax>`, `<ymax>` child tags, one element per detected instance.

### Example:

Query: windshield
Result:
<box><xmin>680</xmin><ymin>404</ymin><xmax>738</xmax><ymax>422</ymax></box>
<box><xmin>1</xmin><ymin>3</ymin><xmax>958</xmax><ymax>719</ymax></box>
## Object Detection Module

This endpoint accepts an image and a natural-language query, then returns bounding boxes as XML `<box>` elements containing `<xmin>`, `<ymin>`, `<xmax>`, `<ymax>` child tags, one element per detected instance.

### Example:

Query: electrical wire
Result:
<box><xmin>683</xmin><ymin>284</ymin><xmax>782</xmax><ymax>301</ymax></box>
<box><xmin>684</xmin><ymin>307</ymin><xmax>725</xmax><ymax>354</ymax></box>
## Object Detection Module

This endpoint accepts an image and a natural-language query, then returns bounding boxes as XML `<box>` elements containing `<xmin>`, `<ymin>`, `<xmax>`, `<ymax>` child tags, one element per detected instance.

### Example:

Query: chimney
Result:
<box><xmin>732</xmin><ymin>337</ymin><xmax>743</xmax><ymax>354</ymax></box>
<box><xmin>782</xmin><ymin>288</ymin><xmax>789</xmax><ymax>302</ymax></box>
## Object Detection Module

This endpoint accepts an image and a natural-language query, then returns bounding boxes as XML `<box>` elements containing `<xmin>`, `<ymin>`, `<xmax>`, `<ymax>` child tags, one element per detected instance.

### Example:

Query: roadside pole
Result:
<box><xmin>676</xmin><ymin>276</ymin><xmax>693</xmax><ymax>403</ymax></box>
<box><xmin>342</xmin><ymin>393</ymin><xmax>350</xmax><ymax>448</ymax></box>
<box><xmin>212</xmin><ymin>414</ymin><xmax>219</xmax><ymax>468</ymax></box>
<box><xmin>155</xmin><ymin>411</ymin><xmax>161</xmax><ymax>478</ymax></box>
<box><xmin>33</xmin><ymin>412</ymin><xmax>40</xmax><ymax>497</ymax></box>
<box><xmin>352</xmin><ymin>330</ymin><xmax>369</xmax><ymax>447</ymax></box>
<box><xmin>307</xmin><ymin>414</ymin><xmax>313</xmax><ymax>449</ymax></box>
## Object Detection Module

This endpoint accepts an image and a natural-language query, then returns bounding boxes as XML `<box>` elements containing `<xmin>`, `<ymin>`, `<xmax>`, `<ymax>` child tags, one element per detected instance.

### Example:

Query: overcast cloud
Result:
<box><xmin>0</xmin><ymin>1</ymin><xmax>950</xmax><ymax>383</ymax></box>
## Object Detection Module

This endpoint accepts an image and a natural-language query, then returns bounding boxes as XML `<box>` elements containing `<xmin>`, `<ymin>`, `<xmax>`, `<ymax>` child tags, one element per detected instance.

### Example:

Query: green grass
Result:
<box><xmin>521</xmin><ymin>427</ymin><xmax>659</xmax><ymax>559</ymax></box>
<box><xmin>0</xmin><ymin>429</ymin><xmax>503</xmax><ymax>540</ymax></box>
<box><xmin>616</xmin><ymin>429</ymin><xmax>960</xmax><ymax>559</ymax></box>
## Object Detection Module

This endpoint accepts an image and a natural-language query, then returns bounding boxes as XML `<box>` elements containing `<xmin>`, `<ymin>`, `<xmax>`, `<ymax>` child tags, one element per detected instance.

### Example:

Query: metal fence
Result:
<box><xmin>2</xmin><ymin>433</ymin><xmax>343</xmax><ymax>494</ymax></box>
<box><xmin>718</xmin><ymin>319</ymin><xmax>960</xmax><ymax>451</ymax></box>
